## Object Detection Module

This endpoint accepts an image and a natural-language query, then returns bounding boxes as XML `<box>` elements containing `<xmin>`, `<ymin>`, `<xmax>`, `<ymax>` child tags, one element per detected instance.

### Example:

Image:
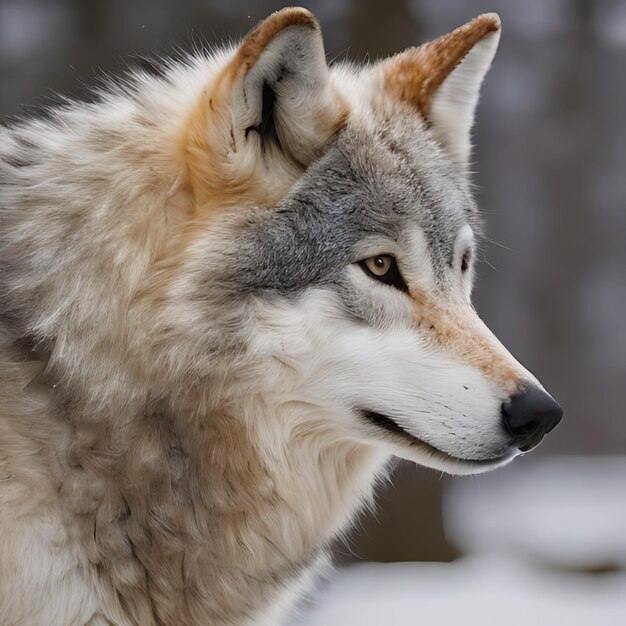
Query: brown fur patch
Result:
<box><xmin>383</xmin><ymin>14</ymin><xmax>500</xmax><ymax>118</ymax></box>
<box><xmin>226</xmin><ymin>7</ymin><xmax>319</xmax><ymax>83</ymax></box>
<box><xmin>181</xmin><ymin>83</ymin><xmax>277</xmax><ymax>212</ymax></box>
<box><xmin>411</xmin><ymin>290</ymin><xmax>523</xmax><ymax>393</ymax></box>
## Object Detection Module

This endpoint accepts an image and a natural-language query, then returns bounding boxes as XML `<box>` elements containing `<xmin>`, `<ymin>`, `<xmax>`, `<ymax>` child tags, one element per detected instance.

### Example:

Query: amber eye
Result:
<box><xmin>365</xmin><ymin>255</ymin><xmax>392</xmax><ymax>277</ymax></box>
<box><xmin>358</xmin><ymin>255</ymin><xmax>408</xmax><ymax>292</ymax></box>
<box><xmin>461</xmin><ymin>249</ymin><xmax>472</xmax><ymax>273</ymax></box>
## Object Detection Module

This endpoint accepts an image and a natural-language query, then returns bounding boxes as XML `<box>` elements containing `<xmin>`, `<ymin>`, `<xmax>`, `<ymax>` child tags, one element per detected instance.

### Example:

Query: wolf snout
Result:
<box><xmin>501</xmin><ymin>386</ymin><xmax>563</xmax><ymax>452</ymax></box>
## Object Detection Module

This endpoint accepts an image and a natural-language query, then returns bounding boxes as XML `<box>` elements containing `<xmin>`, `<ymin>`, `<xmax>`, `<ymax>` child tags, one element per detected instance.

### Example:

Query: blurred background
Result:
<box><xmin>1</xmin><ymin>0</ymin><xmax>624</xmax><ymax>623</ymax></box>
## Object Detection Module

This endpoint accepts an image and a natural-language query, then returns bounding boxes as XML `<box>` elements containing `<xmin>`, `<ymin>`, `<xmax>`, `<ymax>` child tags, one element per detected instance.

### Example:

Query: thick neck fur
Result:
<box><xmin>3</xmin><ymin>330</ymin><xmax>386</xmax><ymax>624</ymax></box>
<box><xmin>83</xmin><ymin>389</ymin><xmax>383</xmax><ymax>624</ymax></box>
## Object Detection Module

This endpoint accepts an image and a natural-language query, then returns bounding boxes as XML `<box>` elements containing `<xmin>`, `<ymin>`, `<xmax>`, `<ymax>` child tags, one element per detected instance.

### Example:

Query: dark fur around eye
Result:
<box><xmin>461</xmin><ymin>249</ymin><xmax>471</xmax><ymax>273</ymax></box>
<box><xmin>358</xmin><ymin>257</ymin><xmax>408</xmax><ymax>292</ymax></box>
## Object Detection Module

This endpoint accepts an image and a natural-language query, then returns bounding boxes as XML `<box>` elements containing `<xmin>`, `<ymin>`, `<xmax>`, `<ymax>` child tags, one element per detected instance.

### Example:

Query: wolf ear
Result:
<box><xmin>186</xmin><ymin>7</ymin><xmax>346</xmax><ymax>206</ymax></box>
<box><xmin>230</xmin><ymin>7</ymin><xmax>346</xmax><ymax>161</ymax></box>
<box><xmin>383</xmin><ymin>14</ymin><xmax>501</xmax><ymax>170</ymax></box>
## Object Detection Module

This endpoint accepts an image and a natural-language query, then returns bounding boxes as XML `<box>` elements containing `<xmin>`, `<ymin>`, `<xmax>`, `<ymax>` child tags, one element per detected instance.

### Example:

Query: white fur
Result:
<box><xmin>248</xmin><ymin>284</ymin><xmax>526</xmax><ymax>478</ymax></box>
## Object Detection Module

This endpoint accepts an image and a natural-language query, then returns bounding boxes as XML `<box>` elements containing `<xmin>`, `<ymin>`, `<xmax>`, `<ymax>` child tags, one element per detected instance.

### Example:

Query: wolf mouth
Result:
<box><xmin>360</xmin><ymin>410</ymin><xmax>508</xmax><ymax>466</ymax></box>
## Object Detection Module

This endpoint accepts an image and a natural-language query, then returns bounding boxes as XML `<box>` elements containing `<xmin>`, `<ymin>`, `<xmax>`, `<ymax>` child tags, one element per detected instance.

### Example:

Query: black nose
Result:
<box><xmin>501</xmin><ymin>386</ymin><xmax>563</xmax><ymax>452</ymax></box>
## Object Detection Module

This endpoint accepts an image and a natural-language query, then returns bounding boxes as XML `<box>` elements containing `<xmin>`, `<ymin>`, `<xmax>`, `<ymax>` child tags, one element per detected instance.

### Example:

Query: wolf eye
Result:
<box><xmin>461</xmin><ymin>249</ymin><xmax>472</xmax><ymax>273</ymax></box>
<box><xmin>358</xmin><ymin>255</ymin><xmax>408</xmax><ymax>292</ymax></box>
<box><xmin>365</xmin><ymin>256</ymin><xmax>392</xmax><ymax>276</ymax></box>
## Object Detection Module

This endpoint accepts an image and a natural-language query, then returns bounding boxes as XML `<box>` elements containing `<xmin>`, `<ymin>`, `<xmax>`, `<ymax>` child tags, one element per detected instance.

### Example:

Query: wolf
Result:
<box><xmin>0</xmin><ymin>7</ymin><xmax>562</xmax><ymax>625</ymax></box>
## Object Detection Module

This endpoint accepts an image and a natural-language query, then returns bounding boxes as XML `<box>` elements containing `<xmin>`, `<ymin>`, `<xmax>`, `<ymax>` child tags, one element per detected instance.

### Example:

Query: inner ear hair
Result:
<box><xmin>237</xmin><ymin>19</ymin><xmax>325</xmax><ymax>159</ymax></box>
<box><xmin>381</xmin><ymin>13</ymin><xmax>501</xmax><ymax>170</ymax></box>
<box><xmin>245</xmin><ymin>79</ymin><xmax>279</xmax><ymax>149</ymax></box>
<box><xmin>183</xmin><ymin>8</ymin><xmax>347</xmax><ymax>208</ymax></box>
<box><xmin>227</xmin><ymin>8</ymin><xmax>346</xmax><ymax>164</ymax></box>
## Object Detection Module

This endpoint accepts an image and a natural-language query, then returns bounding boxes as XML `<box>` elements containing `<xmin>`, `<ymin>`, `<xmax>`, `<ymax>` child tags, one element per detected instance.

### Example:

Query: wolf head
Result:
<box><xmin>169</xmin><ymin>8</ymin><xmax>562</xmax><ymax>475</ymax></box>
<box><xmin>0</xmin><ymin>8</ymin><xmax>562</xmax><ymax>478</ymax></box>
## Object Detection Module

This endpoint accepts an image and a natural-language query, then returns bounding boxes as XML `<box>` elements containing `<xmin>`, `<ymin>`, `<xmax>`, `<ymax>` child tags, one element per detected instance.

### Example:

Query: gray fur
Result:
<box><xmin>226</xmin><ymin>116</ymin><xmax>480</xmax><ymax>299</ymax></box>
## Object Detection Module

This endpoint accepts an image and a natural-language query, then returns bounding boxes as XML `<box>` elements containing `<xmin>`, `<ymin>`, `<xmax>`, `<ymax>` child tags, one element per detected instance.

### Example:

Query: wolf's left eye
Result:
<box><xmin>358</xmin><ymin>255</ymin><xmax>408</xmax><ymax>292</ymax></box>
<box><xmin>461</xmin><ymin>249</ymin><xmax>472</xmax><ymax>273</ymax></box>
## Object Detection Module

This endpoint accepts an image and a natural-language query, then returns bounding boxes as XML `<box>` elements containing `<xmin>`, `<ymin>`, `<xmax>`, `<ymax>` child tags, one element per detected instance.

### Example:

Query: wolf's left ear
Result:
<box><xmin>383</xmin><ymin>14</ymin><xmax>501</xmax><ymax>170</ymax></box>
<box><xmin>187</xmin><ymin>8</ymin><xmax>346</xmax><ymax>204</ymax></box>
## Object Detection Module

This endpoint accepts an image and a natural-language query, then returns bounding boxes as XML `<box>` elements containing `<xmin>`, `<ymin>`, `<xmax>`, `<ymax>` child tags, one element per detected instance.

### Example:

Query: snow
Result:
<box><xmin>444</xmin><ymin>455</ymin><xmax>626</xmax><ymax>569</ymax></box>
<box><xmin>297</xmin><ymin>456</ymin><xmax>626</xmax><ymax>625</ymax></box>
<box><xmin>297</xmin><ymin>556</ymin><xmax>626</xmax><ymax>626</ymax></box>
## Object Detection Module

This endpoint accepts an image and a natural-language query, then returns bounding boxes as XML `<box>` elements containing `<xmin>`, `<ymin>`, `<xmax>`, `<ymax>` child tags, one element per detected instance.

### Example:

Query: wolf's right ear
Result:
<box><xmin>382</xmin><ymin>14</ymin><xmax>501</xmax><ymax>171</ymax></box>
<box><xmin>185</xmin><ymin>7</ymin><xmax>347</xmax><ymax>207</ymax></box>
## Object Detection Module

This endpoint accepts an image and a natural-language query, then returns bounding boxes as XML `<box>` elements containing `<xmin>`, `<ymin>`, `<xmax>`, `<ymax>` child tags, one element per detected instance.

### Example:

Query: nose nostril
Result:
<box><xmin>501</xmin><ymin>386</ymin><xmax>563</xmax><ymax>451</ymax></box>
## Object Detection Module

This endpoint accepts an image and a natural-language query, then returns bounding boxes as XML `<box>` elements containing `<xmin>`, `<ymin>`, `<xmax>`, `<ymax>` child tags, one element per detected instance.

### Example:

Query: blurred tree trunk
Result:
<box><xmin>336</xmin><ymin>462</ymin><xmax>459</xmax><ymax>564</ymax></box>
<box><xmin>533</xmin><ymin>0</ymin><xmax>614</xmax><ymax>452</ymax></box>
<box><xmin>348</xmin><ymin>0</ymin><xmax>418</xmax><ymax>61</ymax></box>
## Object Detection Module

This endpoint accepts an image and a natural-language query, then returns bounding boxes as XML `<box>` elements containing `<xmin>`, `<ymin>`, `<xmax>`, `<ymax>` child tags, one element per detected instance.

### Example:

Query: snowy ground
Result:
<box><xmin>444</xmin><ymin>455</ymin><xmax>626</xmax><ymax>571</ymax></box>
<box><xmin>297</xmin><ymin>456</ymin><xmax>626</xmax><ymax>625</ymax></box>
<box><xmin>297</xmin><ymin>556</ymin><xmax>626</xmax><ymax>626</ymax></box>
